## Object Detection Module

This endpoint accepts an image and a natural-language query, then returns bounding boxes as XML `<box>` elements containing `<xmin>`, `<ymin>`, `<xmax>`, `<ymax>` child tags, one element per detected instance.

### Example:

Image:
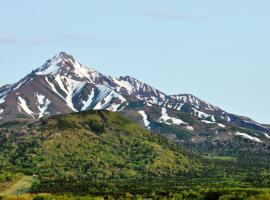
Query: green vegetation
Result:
<box><xmin>0</xmin><ymin>111</ymin><xmax>202</xmax><ymax>194</ymax></box>
<box><xmin>0</xmin><ymin>176</ymin><xmax>33</xmax><ymax>196</ymax></box>
<box><xmin>2</xmin><ymin>188</ymin><xmax>270</xmax><ymax>200</ymax></box>
<box><xmin>1</xmin><ymin>110</ymin><xmax>270</xmax><ymax>198</ymax></box>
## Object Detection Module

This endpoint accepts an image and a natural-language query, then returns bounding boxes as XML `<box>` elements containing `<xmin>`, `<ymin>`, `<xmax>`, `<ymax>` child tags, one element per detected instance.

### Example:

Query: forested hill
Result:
<box><xmin>0</xmin><ymin>110</ymin><xmax>202</xmax><ymax>193</ymax></box>
<box><xmin>1</xmin><ymin>110</ymin><xmax>270</xmax><ymax>195</ymax></box>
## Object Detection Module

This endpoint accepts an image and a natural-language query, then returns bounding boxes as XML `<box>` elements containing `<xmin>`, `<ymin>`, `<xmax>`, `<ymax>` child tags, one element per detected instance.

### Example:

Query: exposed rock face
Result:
<box><xmin>0</xmin><ymin>52</ymin><xmax>269</xmax><ymax>139</ymax></box>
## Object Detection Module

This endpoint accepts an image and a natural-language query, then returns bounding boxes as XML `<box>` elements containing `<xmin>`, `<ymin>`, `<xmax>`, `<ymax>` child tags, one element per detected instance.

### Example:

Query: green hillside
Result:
<box><xmin>0</xmin><ymin>111</ymin><xmax>202</xmax><ymax>194</ymax></box>
<box><xmin>1</xmin><ymin>110</ymin><xmax>270</xmax><ymax>199</ymax></box>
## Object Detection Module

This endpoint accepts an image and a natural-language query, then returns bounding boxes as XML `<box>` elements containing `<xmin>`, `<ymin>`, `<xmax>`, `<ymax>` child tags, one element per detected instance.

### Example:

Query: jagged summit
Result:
<box><xmin>58</xmin><ymin>51</ymin><xmax>75</xmax><ymax>59</ymax></box>
<box><xmin>34</xmin><ymin>52</ymin><xmax>97</xmax><ymax>80</ymax></box>
<box><xmin>0</xmin><ymin>52</ymin><xmax>269</xmax><ymax>139</ymax></box>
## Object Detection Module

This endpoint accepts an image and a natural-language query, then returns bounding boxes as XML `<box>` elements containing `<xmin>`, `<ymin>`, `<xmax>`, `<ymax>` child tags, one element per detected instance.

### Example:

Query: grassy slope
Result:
<box><xmin>0</xmin><ymin>176</ymin><xmax>33</xmax><ymax>196</ymax></box>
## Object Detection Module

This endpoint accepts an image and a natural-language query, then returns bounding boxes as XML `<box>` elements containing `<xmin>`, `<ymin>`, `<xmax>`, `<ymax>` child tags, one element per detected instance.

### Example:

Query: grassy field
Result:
<box><xmin>0</xmin><ymin>176</ymin><xmax>33</xmax><ymax>196</ymax></box>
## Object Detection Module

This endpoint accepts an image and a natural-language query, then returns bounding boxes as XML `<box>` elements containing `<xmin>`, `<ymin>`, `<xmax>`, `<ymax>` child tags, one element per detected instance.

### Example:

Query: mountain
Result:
<box><xmin>0</xmin><ymin>52</ymin><xmax>269</xmax><ymax>144</ymax></box>
<box><xmin>0</xmin><ymin>52</ymin><xmax>126</xmax><ymax>121</ymax></box>
<box><xmin>1</xmin><ymin>110</ymin><xmax>270</xmax><ymax>195</ymax></box>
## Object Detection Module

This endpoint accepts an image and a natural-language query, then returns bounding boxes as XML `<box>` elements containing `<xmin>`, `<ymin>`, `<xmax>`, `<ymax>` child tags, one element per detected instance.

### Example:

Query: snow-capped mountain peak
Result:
<box><xmin>0</xmin><ymin>52</ymin><xmax>269</xmax><ymax>135</ymax></box>
<box><xmin>0</xmin><ymin>52</ymin><xmax>128</xmax><ymax>120</ymax></box>
<box><xmin>34</xmin><ymin>52</ymin><xmax>101</xmax><ymax>84</ymax></box>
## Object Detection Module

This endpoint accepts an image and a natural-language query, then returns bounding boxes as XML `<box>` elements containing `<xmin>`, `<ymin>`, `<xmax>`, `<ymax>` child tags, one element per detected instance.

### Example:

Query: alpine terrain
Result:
<box><xmin>0</xmin><ymin>52</ymin><xmax>269</xmax><ymax>145</ymax></box>
<box><xmin>1</xmin><ymin>52</ymin><xmax>270</xmax><ymax>199</ymax></box>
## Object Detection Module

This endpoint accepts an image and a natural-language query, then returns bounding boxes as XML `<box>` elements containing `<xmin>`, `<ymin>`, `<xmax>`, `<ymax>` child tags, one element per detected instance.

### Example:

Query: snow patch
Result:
<box><xmin>192</xmin><ymin>108</ymin><xmax>212</xmax><ymax>119</ymax></box>
<box><xmin>186</xmin><ymin>125</ymin><xmax>194</xmax><ymax>131</ymax></box>
<box><xmin>217</xmin><ymin>123</ymin><xmax>226</xmax><ymax>128</ymax></box>
<box><xmin>138</xmin><ymin>111</ymin><xmax>150</xmax><ymax>128</ymax></box>
<box><xmin>235</xmin><ymin>132</ymin><xmax>261</xmax><ymax>143</ymax></box>
<box><xmin>263</xmin><ymin>133</ymin><xmax>270</xmax><ymax>139</ymax></box>
<box><xmin>18</xmin><ymin>97</ymin><xmax>35</xmax><ymax>118</ymax></box>
<box><xmin>0</xmin><ymin>96</ymin><xmax>5</xmax><ymax>104</ymax></box>
<box><xmin>36</xmin><ymin>93</ymin><xmax>51</xmax><ymax>118</ymax></box>
<box><xmin>45</xmin><ymin>76</ymin><xmax>65</xmax><ymax>100</ymax></box>
<box><xmin>12</xmin><ymin>79</ymin><xmax>29</xmax><ymax>91</ymax></box>
<box><xmin>146</xmin><ymin>102</ymin><xmax>152</xmax><ymax>107</ymax></box>
<box><xmin>176</xmin><ymin>103</ymin><xmax>184</xmax><ymax>111</ymax></box>
<box><xmin>0</xmin><ymin>87</ymin><xmax>11</xmax><ymax>104</ymax></box>
<box><xmin>36</xmin><ymin>61</ymin><xmax>61</xmax><ymax>75</ymax></box>
<box><xmin>64</xmin><ymin>78</ymin><xmax>85</xmax><ymax>111</ymax></box>
<box><xmin>113</xmin><ymin>78</ymin><xmax>133</xmax><ymax>94</ymax></box>
<box><xmin>106</xmin><ymin>104</ymin><xmax>123</xmax><ymax>112</ymax></box>
<box><xmin>243</xmin><ymin>119</ymin><xmax>266</xmax><ymax>129</ymax></box>
<box><xmin>159</xmin><ymin>107</ymin><xmax>187</xmax><ymax>126</ymax></box>
<box><xmin>201</xmin><ymin>120</ymin><xmax>216</xmax><ymax>124</ymax></box>
<box><xmin>93</xmin><ymin>85</ymin><xmax>126</xmax><ymax>111</ymax></box>
<box><xmin>81</xmin><ymin>88</ymin><xmax>95</xmax><ymax>110</ymax></box>
<box><xmin>54</xmin><ymin>75</ymin><xmax>86</xmax><ymax>111</ymax></box>
<box><xmin>210</xmin><ymin>115</ymin><xmax>216</xmax><ymax>122</ymax></box>
<box><xmin>73</xmin><ymin>61</ymin><xmax>92</xmax><ymax>79</ymax></box>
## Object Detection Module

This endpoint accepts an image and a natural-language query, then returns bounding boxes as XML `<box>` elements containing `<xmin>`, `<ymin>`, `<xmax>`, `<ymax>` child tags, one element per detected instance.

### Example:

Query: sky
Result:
<box><xmin>0</xmin><ymin>0</ymin><xmax>269</xmax><ymax>123</ymax></box>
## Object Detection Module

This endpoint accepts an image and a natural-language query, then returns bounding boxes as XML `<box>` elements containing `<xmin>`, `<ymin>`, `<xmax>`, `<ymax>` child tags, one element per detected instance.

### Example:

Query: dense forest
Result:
<box><xmin>1</xmin><ymin>111</ymin><xmax>270</xmax><ymax>199</ymax></box>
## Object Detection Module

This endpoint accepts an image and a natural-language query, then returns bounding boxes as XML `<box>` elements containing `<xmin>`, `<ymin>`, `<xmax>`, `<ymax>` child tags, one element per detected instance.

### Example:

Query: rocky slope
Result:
<box><xmin>0</xmin><ymin>52</ymin><xmax>269</xmax><ymax>143</ymax></box>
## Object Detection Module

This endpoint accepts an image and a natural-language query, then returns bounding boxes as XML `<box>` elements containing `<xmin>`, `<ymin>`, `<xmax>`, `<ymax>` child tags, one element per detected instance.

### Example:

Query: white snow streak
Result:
<box><xmin>12</xmin><ymin>79</ymin><xmax>28</xmax><ymax>91</ymax></box>
<box><xmin>217</xmin><ymin>123</ymin><xmax>226</xmax><ymax>128</ymax></box>
<box><xmin>201</xmin><ymin>120</ymin><xmax>216</xmax><ymax>124</ymax></box>
<box><xmin>18</xmin><ymin>97</ymin><xmax>35</xmax><ymax>118</ymax></box>
<box><xmin>93</xmin><ymin>85</ymin><xmax>126</xmax><ymax>111</ymax></box>
<box><xmin>36</xmin><ymin>62</ymin><xmax>61</xmax><ymax>75</ymax></box>
<box><xmin>73</xmin><ymin>61</ymin><xmax>92</xmax><ymax>79</ymax></box>
<box><xmin>113</xmin><ymin>78</ymin><xmax>133</xmax><ymax>94</ymax></box>
<box><xmin>201</xmin><ymin>120</ymin><xmax>226</xmax><ymax>128</ymax></box>
<box><xmin>192</xmin><ymin>108</ymin><xmax>213</xmax><ymax>120</ymax></box>
<box><xmin>159</xmin><ymin>107</ymin><xmax>187</xmax><ymax>126</ymax></box>
<box><xmin>81</xmin><ymin>88</ymin><xmax>95</xmax><ymax>110</ymax></box>
<box><xmin>235</xmin><ymin>132</ymin><xmax>261</xmax><ymax>143</ymax></box>
<box><xmin>0</xmin><ymin>96</ymin><xmax>5</xmax><ymax>104</ymax></box>
<box><xmin>138</xmin><ymin>110</ymin><xmax>150</xmax><ymax>128</ymax></box>
<box><xmin>45</xmin><ymin>77</ymin><xmax>65</xmax><ymax>100</ymax></box>
<box><xmin>263</xmin><ymin>133</ymin><xmax>270</xmax><ymax>139</ymax></box>
<box><xmin>186</xmin><ymin>125</ymin><xmax>194</xmax><ymax>131</ymax></box>
<box><xmin>36</xmin><ymin>93</ymin><xmax>51</xmax><ymax>118</ymax></box>
<box><xmin>65</xmin><ymin>78</ymin><xmax>85</xmax><ymax>111</ymax></box>
<box><xmin>0</xmin><ymin>88</ymin><xmax>10</xmax><ymax>104</ymax></box>
<box><xmin>54</xmin><ymin>75</ymin><xmax>85</xmax><ymax>111</ymax></box>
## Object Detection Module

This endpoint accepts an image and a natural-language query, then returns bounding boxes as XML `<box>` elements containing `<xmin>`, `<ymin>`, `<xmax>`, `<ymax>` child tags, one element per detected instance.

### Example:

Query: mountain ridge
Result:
<box><xmin>0</xmin><ymin>52</ymin><xmax>269</xmax><ymax>138</ymax></box>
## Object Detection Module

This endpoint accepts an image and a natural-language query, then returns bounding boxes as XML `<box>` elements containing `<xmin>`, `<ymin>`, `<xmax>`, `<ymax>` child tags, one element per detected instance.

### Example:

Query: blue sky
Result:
<box><xmin>0</xmin><ymin>0</ymin><xmax>269</xmax><ymax>123</ymax></box>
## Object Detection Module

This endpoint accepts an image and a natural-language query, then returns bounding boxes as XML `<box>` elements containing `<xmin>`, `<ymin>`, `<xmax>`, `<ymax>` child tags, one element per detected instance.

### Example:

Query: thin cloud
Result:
<box><xmin>0</xmin><ymin>34</ymin><xmax>96</xmax><ymax>46</ymax></box>
<box><xmin>60</xmin><ymin>33</ymin><xmax>96</xmax><ymax>41</ymax></box>
<box><xmin>52</xmin><ymin>33</ymin><xmax>129</xmax><ymax>48</ymax></box>
<box><xmin>140</xmin><ymin>8</ymin><xmax>210</xmax><ymax>20</ymax></box>
<box><xmin>0</xmin><ymin>35</ymin><xmax>23</xmax><ymax>44</ymax></box>
<box><xmin>214</xmin><ymin>2</ymin><xmax>232</xmax><ymax>10</ymax></box>
<box><xmin>0</xmin><ymin>33</ymin><xmax>128</xmax><ymax>48</ymax></box>
<box><xmin>141</xmin><ymin>9</ymin><xmax>207</xmax><ymax>20</ymax></box>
